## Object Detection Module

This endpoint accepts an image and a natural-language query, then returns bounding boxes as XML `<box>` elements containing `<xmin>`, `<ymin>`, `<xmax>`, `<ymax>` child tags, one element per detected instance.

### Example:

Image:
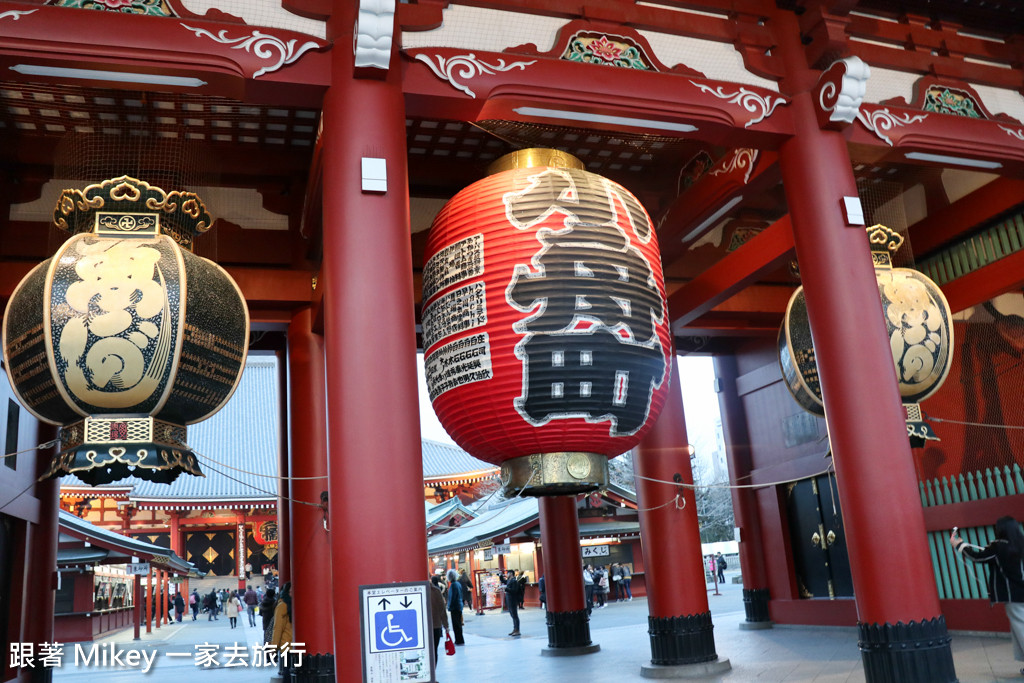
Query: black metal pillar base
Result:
<box><xmin>648</xmin><ymin>612</ymin><xmax>724</xmax><ymax>666</ymax></box>
<box><xmin>742</xmin><ymin>587</ymin><xmax>772</xmax><ymax>628</ymax></box>
<box><xmin>858</xmin><ymin>616</ymin><xmax>958</xmax><ymax>683</ymax></box>
<box><xmin>29</xmin><ymin>667</ymin><xmax>53</xmax><ymax>683</ymax></box>
<box><xmin>641</xmin><ymin>659</ymin><xmax>732</xmax><ymax>679</ymax></box>
<box><xmin>542</xmin><ymin>608</ymin><xmax>600</xmax><ymax>656</ymax></box>
<box><xmin>288</xmin><ymin>652</ymin><xmax>334</xmax><ymax>683</ymax></box>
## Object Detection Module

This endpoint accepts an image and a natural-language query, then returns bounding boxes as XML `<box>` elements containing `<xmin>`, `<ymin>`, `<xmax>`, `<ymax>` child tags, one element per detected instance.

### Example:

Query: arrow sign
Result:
<box><xmin>378</xmin><ymin>597</ymin><xmax>390</xmax><ymax>609</ymax></box>
<box><xmin>401</xmin><ymin>597</ymin><xmax>412</xmax><ymax>608</ymax></box>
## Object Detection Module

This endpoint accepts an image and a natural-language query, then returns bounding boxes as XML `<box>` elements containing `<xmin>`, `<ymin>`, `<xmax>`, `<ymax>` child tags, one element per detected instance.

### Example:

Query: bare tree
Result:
<box><xmin>690</xmin><ymin>455</ymin><xmax>735</xmax><ymax>543</ymax></box>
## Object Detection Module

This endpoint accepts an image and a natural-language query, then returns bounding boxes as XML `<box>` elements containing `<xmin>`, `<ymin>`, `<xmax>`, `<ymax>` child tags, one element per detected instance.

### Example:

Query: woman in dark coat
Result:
<box><xmin>173</xmin><ymin>592</ymin><xmax>185</xmax><ymax>623</ymax></box>
<box><xmin>951</xmin><ymin>516</ymin><xmax>1024</xmax><ymax>672</ymax></box>
<box><xmin>260</xmin><ymin>587</ymin><xmax>276</xmax><ymax>641</ymax></box>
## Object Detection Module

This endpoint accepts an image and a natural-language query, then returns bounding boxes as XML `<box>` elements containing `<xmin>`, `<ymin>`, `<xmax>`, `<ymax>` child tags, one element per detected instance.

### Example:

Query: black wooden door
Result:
<box><xmin>186</xmin><ymin>530</ymin><xmax>236</xmax><ymax>577</ymax></box>
<box><xmin>786</xmin><ymin>473</ymin><xmax>854</xmax><ymax>599</ymax></box>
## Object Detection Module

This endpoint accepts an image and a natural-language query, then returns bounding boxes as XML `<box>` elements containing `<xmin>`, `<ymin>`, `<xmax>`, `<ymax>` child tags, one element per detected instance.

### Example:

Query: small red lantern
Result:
<box><xmin>422</xmin><ymin>149</ymin><xmax>672</xmax><ymax>495</ymax></box>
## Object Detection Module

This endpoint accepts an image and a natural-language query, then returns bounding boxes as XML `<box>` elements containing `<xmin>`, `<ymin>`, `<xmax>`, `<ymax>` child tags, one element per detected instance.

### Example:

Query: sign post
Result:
<box><xmin>359</xmin><ymin>582</ymin><xmax>432</xmax><ymax>683</ymax></box>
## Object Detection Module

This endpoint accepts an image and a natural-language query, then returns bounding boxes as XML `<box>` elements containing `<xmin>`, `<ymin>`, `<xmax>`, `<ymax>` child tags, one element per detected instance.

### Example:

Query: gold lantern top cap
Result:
<box><xmin>52</xmin><ymin>176</ymin><xmax>212</xmax><ymax>251</ymax></box>
<box><xmin>487</xmin><ymin>148</ymin><xmax>585</xmax><ymax>175</ymax></box>
<box><xmin>866</xmin><ymin>224</ymin><xmax>905</xmax><ymax>254</ymax></box>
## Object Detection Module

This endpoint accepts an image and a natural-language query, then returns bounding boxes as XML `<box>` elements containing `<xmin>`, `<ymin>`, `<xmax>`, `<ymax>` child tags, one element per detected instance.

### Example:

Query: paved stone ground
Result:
<box><xmin>42</xmin><ymin>572</ymin><xmax>1020</xmax><ymax>682</ymax></box>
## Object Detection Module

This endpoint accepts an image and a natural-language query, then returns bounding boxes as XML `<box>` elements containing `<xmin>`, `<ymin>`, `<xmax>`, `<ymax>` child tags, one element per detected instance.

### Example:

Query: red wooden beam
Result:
<box><xmin>909</xmin><ymin>177</ymin><xmax>1024</xmax><ymax>256</ymax></box>
<box><xmin>0</xmin><ymin>3</ymin><xmax>330</xmax><ymax>100</ymax></box>
<box><xmin>941</xmin><ymin>247</ymin><xmax>1024</xmax><ymax>313</ymax></box>
<box><xmin>657</xmin><ymin>150</ymin><xmax>780</xmax><ymax>266</ymax></box>
<box><xmin>1</xmin><ymin>261</ymin><xmax>312</xmax><ymax>307</ymax></box>
<box><xmin>666</xmin><ymin>215</ymin><xmax>794</xmax><ymax>327</ymax></box>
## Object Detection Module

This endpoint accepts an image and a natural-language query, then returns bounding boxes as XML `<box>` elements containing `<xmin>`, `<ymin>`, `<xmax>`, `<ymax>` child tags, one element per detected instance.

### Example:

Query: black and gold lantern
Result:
<box><xmin>779</xmin><ymin>224</ymin><xmax>954</xmax><ymax>445</ymax></box>
<box><xmin>2</xmin><ymin>176</ymin><xmax>249</xmax><ymax>484</ymax></box>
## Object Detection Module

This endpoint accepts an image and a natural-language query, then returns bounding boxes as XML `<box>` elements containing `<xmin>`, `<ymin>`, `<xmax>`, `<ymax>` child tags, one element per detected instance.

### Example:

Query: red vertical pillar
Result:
<box><xmin>133</xmin><ymin>576</ymin><xmax>141</xmax><ymax>640</ymax></box>
<box><xmin>321</xmin><ymin>8</ymin><xmax>428</xmax><ymax>680</ymax></box>
<box><xmin>713</xmin><ymin>354</ymin><xmax>771</xmax><ymax>628</ymax></box>
<box><xmin>277</xmin><ymin>354</ymin><xmax>291</xmax><ymax>586</ymax></box>
<box><xmin>146</xmin><ymin>567</ymin><xmax>153</xmax><ymax>634</ymax></box>
<box><xmin>159</xmin><ymin>573</ymin><xmax>167</xmax><ymax>626</ymax></box>
<box><xmin>168</xmin><ymin>512</ymin><xmax>181</xmax><ymax>567</ymax></box>
<box><xmin>634</xmin><ymin>357</ymin><xmax>730</xmax><ymax>676</ymax></box>
<box><xmin>23</xmin><ymin>441</ymin><xmax>58</xmax><ymax>663</ymax></box>
<box><xmin>538</xmin><ymin>496</ymin><xmax>598</xmax><ymax>655</ymax></box>
<box><xmin>778</xmin><ymin>85</ymin><xmax>955</xmax><ymax>679</ymax></box>
<box><xmin>154</xmin><ymin>569</ymin><xmax>162</xmax><ymax>629</ymax></box>
<box><xmin>287</xmin><ymin>307</ymin><xmax>333</xmax><ymax>655</ymax></box>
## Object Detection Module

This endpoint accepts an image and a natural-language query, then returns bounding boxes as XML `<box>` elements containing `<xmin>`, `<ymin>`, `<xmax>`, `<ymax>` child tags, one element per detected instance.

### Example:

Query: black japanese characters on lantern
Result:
<box><xmin>506</xmin><ymin>183</ymin><xmax>666</xmax><ymax>436</ymax></box>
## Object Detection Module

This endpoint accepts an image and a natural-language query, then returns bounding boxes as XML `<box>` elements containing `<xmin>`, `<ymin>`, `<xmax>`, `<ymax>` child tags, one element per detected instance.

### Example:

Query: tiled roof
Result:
<box><xmin>62</xmin><ymin>359</ymin><xmax>281</xmax><ymax>506</ymax></box>
<box><xmin>60</xmin><ymin>364</ymin><xmax>498</xmax><ymax>505</ymax></box>
<box><xmin>427</xmin><ymin>496</ymin><xmax>539</xmax><ymax>554</ymax></box>
<box><xmin>421</xmin><ymin>439</ymin><xmax>498</xmax><ymax>481</ymax></box>
<box><xmin>425</xmin><ymin>497</ymin><xmax>475</xmax><ymax>528</ymax></box>
<box><xmin>59</xmin><ymin>509</ymin><xmax>192</xmax><ymax>571</ymax></box>
<box><xmin>526</xmin><ymin>518</ymin><xmax>641</xmax><ymax>539</ymax></box>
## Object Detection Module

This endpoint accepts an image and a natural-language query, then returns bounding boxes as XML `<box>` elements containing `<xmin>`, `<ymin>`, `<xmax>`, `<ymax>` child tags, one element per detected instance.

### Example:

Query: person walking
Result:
<box><xmin>173</xmin><ymin>591</ymin><xmax>185</xmax><ymax>623</ymax></box>
<box><xmin>716</xmin><ymin>552</ymin><xmax>728</xmax><ymax>584</ymax></box>
<box><xmin>538</xmin><ymin>574</ymin><xmax>546</xmax><ymax>610</ymax></box>
<box><xmin>204</xmin><ymin>590</ymin><xmax>218</xmax><ymax>621</ymax></box>
<box><xmin>446</xmin><ymin>569</ymin><xmax>465</xmax><ymax>645</ymax></box>
<box><xmin>504</xmin><ymin>570</ymin><xmax>522</xmax><ymax>636</ymax></box>
<box><xmin>951</xmin><ymin>518</ymin><xmax>1024</xmax><ymax>674</ymax></box>
<box><xmin>224</xmin><ymin>590</ymin><xmax>242</xmax><ymax>629</ymax></box>
<box><xmin>243</xmin><ymin>585</ymin><xmax>259</xmax><ymax>627</ymax></box>
<box><xmin>429</xmin><ymin>575</ymin><xmax>450</xmax><ymax>662</ymax></box>
<box><xmin>458</xmin><ymin>569</ymin><xmax>473</xmax><ymax>612</ymax></box>
<box><xmin>190</xmin><ymin>589</ymin><xmax>200</xmax><ymax>621</ymax></box>
<box><xmin>610</xmin><ymin>563</ymin><xmax>622</xmax><ymax>601</ymax></box>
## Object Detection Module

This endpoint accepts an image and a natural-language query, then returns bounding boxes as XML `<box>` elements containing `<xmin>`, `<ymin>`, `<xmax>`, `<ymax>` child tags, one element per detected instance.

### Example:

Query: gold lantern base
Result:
<box><xmin>500</xmin><ymin>452</ymin><xmax>608</xmax><ymax>497</ymax></box>
<box><xmin>43</xmin><ymin>414</ymin><xmax>203</xmax><ymax>485</ymax></box>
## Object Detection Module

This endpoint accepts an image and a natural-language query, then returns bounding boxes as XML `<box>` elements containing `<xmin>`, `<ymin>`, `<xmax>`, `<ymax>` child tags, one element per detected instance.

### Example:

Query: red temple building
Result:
<box><xmin>3</xmin><ymin>1</ymin><xmax>1024</xmax><ymax>681</ymax></box>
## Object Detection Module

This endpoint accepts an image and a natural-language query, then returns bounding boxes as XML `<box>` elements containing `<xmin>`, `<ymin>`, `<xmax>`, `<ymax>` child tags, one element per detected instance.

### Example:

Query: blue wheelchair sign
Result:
<box><xmin>374</xmin><ymin>609</ymin><xmax>420</xmax><ymax>651</ymax></box>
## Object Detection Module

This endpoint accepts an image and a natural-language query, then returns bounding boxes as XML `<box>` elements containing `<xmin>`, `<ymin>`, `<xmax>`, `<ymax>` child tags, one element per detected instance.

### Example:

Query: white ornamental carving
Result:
<box><xmin>355</xmin><ymin>0</ymin><xmax>395</xmax><ymax>70</ymax></box>
<box><xmin>690</xmin><ymin>82</ymin><xmax>787</xmax><ymax>128</ymax></box>
<box><xmin>855</xmin><ymin>108</ymin><xmax>928</xmax><ymax>146</ymax></box>
<box><xmin>0</xmin><ymin>9</ymin><xmax>36</xmax><ymax>20</ymax></box>
<box><xmin>180</xmin><ymin>24</ymin><xmax>322</xmax><ymax>78</ymax></box>
<box><xmin>709</xmin><ymin>148</ymin><xmax>759</xmax><ymax>185</ymax></box>
<box><xmin>999</xmin><ymin>125</ymin><xmax>1024</xmax><ymax>142</ymax></box>
<box><xmin>819</xmin><ymin>56</ymin><xmax>870</xmax><ymax>125</ymax></box>
<box><xmin>414</xmin><ymin>53</ymin><xmax>537</xmax><ymax>98</ymax></box>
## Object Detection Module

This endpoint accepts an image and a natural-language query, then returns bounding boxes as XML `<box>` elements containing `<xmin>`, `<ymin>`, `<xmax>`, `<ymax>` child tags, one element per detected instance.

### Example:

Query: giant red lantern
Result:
<box><xmin>422</xmin><ymin>149</ymin><xmax>672</xmax><ymax>495</ymax></box>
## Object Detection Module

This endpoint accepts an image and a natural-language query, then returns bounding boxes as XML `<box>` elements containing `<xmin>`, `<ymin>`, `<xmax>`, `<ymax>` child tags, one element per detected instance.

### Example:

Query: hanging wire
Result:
<box><xmin>924</xmin><ymin>413</ymin><xmax>1024</xmax><ymax>430</ymax></box>
<box><xmin>0</xmin><ymin>439</ymin><xmax>60</xmax><ymax>460</ymax></box>
<box><xmin>634</xmin><ymin>462</ymin><xmax>836</xmax><ymax>492</ymax></box>
<box><xmin>189</xmin><ymin>447</ymin><xmax>327</xmax><ymax>480</ymax></box>
<box><xmin>0</xmin><ymin>479</ymin><xmax>44</xmax><ymax>513</ymax></box>
<box><xmin>197</xmin><ymin>460</ymin><xmax>323</xmax><ymax>509</ymax></box>
<box><xmin>635</xmin><ymin>493</ymin><xmax>685</xmax><ymax>512</ymax></box>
